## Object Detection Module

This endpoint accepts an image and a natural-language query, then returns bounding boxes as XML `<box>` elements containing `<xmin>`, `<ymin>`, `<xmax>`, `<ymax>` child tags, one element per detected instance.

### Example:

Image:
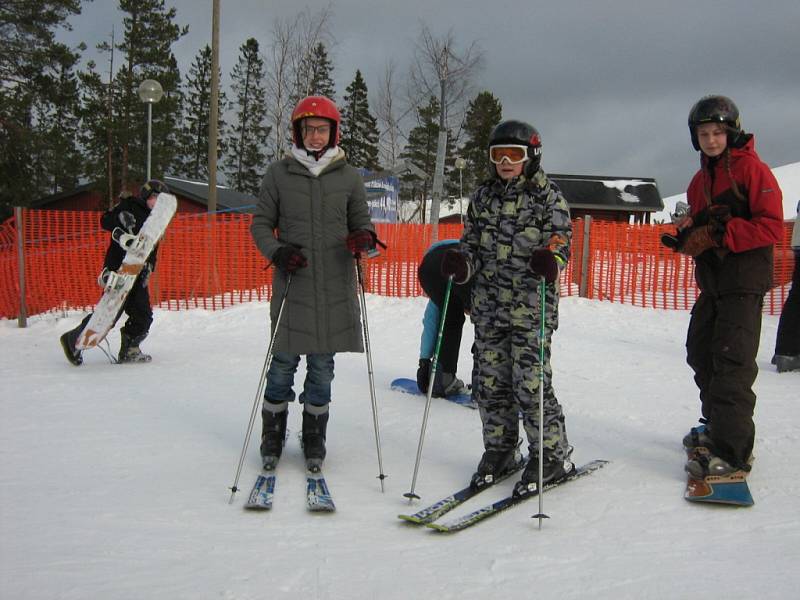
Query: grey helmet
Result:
<box><xmin>688</xmin><ymin>95</ymin><xmax>746</xmax><ymax>151</ymax></box>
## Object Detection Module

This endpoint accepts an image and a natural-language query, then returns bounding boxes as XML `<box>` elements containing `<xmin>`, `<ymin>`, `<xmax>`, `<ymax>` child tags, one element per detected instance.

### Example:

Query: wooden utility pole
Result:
<box><xmin>15</xmin><ymin>207</ymin><xmax>27</xmax><ymax>328</ymax></box>
<box><xmin>207</xmin><ymin>0</ymin><xmax>220</xmax><ymax>213</ymax></box>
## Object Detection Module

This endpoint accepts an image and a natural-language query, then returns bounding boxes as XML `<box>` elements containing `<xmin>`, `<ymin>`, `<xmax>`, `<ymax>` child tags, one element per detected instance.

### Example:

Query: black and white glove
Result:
<box><xmin>119</xmin><ymin>211</ymin><xmax>136</xmax><ymax>232</ymax></box>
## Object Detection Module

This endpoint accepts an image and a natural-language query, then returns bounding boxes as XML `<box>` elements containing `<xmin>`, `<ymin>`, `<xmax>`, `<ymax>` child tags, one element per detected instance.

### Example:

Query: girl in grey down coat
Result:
<box><xmin>250</xmin><ymin>152</ymin><xmax>375</xmax><ymax>355</ymax></box>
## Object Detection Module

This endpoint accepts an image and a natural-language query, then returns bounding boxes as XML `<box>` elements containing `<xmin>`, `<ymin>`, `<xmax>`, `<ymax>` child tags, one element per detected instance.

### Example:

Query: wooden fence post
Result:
<box><xmin>15</xmin><ymin>206</ymin><xmax>27</xmax><ymax>327</ymax></box>
<box><xmin>579</xmin><ymin>215</ymin><xmax>592</xmax><ymax>298</ymax></box>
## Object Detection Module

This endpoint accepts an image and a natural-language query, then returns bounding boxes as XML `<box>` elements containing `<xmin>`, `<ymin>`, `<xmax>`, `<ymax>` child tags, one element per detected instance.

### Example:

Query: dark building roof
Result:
<box><xmin>162</xmin><ymin>177</ymin><xmax>257</xmax><ymax>213</ymax></box>
<box><xmin>550</xmin><ymin>174</ymin><xmax>663</xmax><ymax>213</ymax></box>
<box><xmin>30</xmin><ymin>182</ymin><xmax>99</xmax><ymax>209</ymax></box>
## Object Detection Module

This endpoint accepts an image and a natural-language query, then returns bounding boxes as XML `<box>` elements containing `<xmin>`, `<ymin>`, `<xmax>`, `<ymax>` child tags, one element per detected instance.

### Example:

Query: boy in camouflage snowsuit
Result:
<box><xmin>441</xmin><ymin>120</ymin><xmax>573</xmax><ymax>496</ymax></box>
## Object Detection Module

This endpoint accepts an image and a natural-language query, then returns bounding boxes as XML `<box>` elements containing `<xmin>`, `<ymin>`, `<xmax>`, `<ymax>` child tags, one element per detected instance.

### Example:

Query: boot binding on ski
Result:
<box><xmin>470</xmin><ymin>445</ymin><xmax>521</xmax><ymax>490</ymax></box>
<box><xmin>513</xmin><ymin>457</ymin><xmax>575</xmax><ymax>498</ymax></box>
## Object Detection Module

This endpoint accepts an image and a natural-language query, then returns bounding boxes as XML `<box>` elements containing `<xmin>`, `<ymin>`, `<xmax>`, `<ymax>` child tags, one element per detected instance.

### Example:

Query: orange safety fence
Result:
<box><xmin>0</xmin><ymin>210</ymin><xmax>794</xmax><ymax>319</ymax></box>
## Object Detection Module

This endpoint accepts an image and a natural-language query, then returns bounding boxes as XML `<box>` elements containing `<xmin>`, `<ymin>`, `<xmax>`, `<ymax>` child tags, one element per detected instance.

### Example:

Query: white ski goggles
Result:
<box><xmin>489</xmin><ymin>144</ymin><xmax>529</xmax><ymax>165</ymax></box>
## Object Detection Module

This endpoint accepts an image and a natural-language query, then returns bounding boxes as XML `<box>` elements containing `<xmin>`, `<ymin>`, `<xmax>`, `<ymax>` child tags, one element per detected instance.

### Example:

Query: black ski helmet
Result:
<box><xmin>688</xmin><ymin>95</ymin><xmax>745</xmax><ymax>151</ymax></box>
<box><xmin>488</xmin><ymin>120</ymin><xmax>542</xmax><ymax>177</ymax></box>
<box><xmin>139</xmin><ymin>179</ymin><xmax>169</xmax><ymax>203</ymax></box>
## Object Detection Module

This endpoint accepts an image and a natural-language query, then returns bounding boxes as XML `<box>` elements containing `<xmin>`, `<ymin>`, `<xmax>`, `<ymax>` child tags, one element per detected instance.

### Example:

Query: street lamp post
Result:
<box><xmin>137</xmin><ymin>79</ymin><xmax>163</xmax><ymax>181</ymax></box>
<box><xmin>454</xmin><ymin>157</ymin><xmax>466</xmax><ymax>224</ymax></box>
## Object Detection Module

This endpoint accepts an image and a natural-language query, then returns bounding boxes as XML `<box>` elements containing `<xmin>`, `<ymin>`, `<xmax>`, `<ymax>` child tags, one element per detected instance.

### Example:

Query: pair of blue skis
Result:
<box><xmin>245</xmin><ymin>469</ymin><xmax>335</xmax><ymax>512</ymax></box>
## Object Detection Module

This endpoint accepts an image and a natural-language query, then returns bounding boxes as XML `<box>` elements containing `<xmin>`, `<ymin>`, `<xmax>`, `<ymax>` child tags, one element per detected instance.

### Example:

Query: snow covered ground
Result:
<box><xmin>1</xmin><ymin>296</ymin><xmax>798</xmax><ymax>600</ymax></box>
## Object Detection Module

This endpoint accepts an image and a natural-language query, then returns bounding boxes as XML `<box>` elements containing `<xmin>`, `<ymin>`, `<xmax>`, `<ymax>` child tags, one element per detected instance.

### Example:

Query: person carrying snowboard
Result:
<box><xmin>250</xmin><ymin>95</ymin><xmax>377</xmax><ymax>473</ymax></box>
<box><xmin>675</xmin><ymin>95</ymin><xmax>783</xmax><ymax>478</ymax></box>
<box><xmin>416</xmin><ymin>239</ymin><xmax>472</xmax><ymax>398</ymax></box>
<box><xmin>60</xmin><ymin>180</ymin><xmax>170</xmax><ymax>366</ymax></box>
<box><xmin>441</xmin><ymin>120</ymin><xmax>574</xmax><ymax>496</ymax></box>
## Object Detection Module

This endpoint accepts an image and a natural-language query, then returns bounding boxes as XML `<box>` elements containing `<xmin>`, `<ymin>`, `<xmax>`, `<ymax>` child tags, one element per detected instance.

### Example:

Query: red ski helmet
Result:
<box><xmin>291</xmin><ymin>95</ymin><xmax>341</xmax><ymax>150</ymax></box>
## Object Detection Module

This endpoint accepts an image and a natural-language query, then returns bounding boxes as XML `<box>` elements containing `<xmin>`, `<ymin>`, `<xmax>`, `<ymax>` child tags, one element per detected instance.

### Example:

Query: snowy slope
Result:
<box><xmin>656</xmin><ymin>161</ymin><xmax>800</xmax><ymax>222</ymax></box>
<box><xmin>1</xmin><ymin>297</ymin><xmax>798</xmax><ymax>600</ymax></box>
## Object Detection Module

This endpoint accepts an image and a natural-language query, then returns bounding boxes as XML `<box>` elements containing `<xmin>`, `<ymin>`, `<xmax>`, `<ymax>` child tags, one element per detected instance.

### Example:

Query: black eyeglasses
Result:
<box><xmin>301</xmin><ymin>124</ymin><xmax>331</xmax><ymax>136</ymax></box>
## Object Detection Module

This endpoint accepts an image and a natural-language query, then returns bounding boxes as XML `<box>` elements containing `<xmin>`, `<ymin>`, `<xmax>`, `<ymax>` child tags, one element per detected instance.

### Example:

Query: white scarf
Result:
<box><xmin>290</xmin><ymin>145</ymin><xmax>343</xmax><ymax>176</ymax></box>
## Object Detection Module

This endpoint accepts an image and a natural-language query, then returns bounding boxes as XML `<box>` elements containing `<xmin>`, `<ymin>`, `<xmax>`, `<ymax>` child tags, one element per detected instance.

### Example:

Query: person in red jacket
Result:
<box><xmin>673</xmin><ymin>95</ymin><xmax>783</xmax><ymax>479</ymax></box>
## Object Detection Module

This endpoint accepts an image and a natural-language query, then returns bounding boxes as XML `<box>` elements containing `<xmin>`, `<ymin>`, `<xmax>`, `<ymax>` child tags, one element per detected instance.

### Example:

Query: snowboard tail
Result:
<box><xmin>390</xmin><ymin>377</ymin><xmax>476</xmax><ymax>409</ymax></box>
<box><xmin>684</xmin><ymin>447</ymin><xmax>753</xmax><ymax>507</ymax></box>
<box><xmin>685</xmin><ymin>473</ymin><xmax>753</xmax><ymax>506</ymax></box>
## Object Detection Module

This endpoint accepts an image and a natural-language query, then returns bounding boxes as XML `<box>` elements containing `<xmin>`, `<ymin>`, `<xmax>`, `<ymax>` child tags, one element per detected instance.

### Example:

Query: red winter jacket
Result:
<box><xmin>687</xmin><ymin>135</ymin><xmax>783</xmax><ymax>252</ymax></box>
<box><xmin>686</xmin><ymin>135</ymin><xmax>783</xmax><ymax>295</ymax></box>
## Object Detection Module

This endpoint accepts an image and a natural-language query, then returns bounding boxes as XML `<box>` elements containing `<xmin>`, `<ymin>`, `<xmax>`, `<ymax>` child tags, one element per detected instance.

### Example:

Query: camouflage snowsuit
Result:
<box><xmin>459</xmin><ymin>169</ymin><xmax>573</xmax><ymax>461</ymax></box>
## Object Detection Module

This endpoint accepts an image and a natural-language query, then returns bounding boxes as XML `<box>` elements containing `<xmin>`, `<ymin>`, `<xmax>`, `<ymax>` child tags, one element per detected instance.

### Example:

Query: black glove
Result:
<box><xmin>529</xmin><ymin>248</ymin><xmax>559</xmax><ymax>283</ymax></box>
<box><xmin>440</xmin><ymin>249</ymin><xmax>471</xmax><ymax>283</ymax></box>
<box><xmin>346</xmin><ymin>229</ymin><xmax>376</xmax><ymax>256</ymax></box>
<box><xmin>416</xmin><ymin>358</ymin><xmax>432</xmax><ymax>394</ymax></box>
<box><xmin>271</xmin><ymin>246</ymin><xmax>308</xmax><ymax>274</ymax></box>
<box><xmin>119</xmin><ymin>211</ymin><xmax>136</xmax><ymax>232</ymax></box>
<box><xmin>660</xmin><ymin>229</ymin><xmax>690</xmax><ymax>251</ymax></box>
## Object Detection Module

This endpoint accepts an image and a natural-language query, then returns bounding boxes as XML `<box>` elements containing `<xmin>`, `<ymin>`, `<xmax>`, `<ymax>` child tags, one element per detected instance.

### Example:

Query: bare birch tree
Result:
<box><xmin>407</xmin><ymin>25</ymin><xmax>483</xmax><ymax>237</ymax></box>
<box><xmin>374</xmin><ymin>59</ymin><xmax>405</xmax><ymax>169</ymax></box>
<box><xmin>263</xmin><ymin>6</ymin><xmax>333</xmax><ymax>160</ymax></box>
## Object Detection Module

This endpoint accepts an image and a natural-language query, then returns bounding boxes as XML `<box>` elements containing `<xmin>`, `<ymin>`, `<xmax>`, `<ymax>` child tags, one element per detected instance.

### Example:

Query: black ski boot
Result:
<box><xmin>260</xmin><ymin>401</ymin><xmax>288</xmax><ymax>470</ymax></box>
<box><xmin>775</xmin><ymin>354</ymin><xmax>800</xmax><ymax>373</ymax></box>
<box><xmin>302</xmin><ymin>405</ymin><xmax>329</xmax><ymax>473</ymax></box>
<box><xmin>470</xmin><ymin>445</ymin><xmax>520</xmax><ymax>490</ymax></box>
<box><xmin>118</xmin><ymin>332</ymin><xmax>151</xmax><ymax>363</ymax></box>
<box><xmin>513</xmin><ymin>455</ymin><xmax>575</xmax><ymax>497</ymax></box>
<box><xmin>432</xmin><ymin>372</ymin><xmax>469</xmax><ymax>398</ymax></box>
<box><xmin>59</xmin><ymin>327</ymin><xmax>83</xmax><ymax>366</ymax></box>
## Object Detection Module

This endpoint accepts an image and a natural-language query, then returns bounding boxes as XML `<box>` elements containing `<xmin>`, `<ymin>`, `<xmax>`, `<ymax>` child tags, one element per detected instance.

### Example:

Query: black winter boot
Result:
<box><xmin>60</xmin><ymin>327</ymin><xmax>83</xmax><ymax>366</ymax></box>
<box><xmin>470</xmin><ymin>444</ymin><xmax>521</xmax><ymax>490</ymax></box>
<box><xmin>118</xmin><ymin>332</ymin><xmax>151</xmax><ymax>363</ymax></box>
<box><xmin>260</xmin><ymin>401</ymin><xmax>288</xmax><ymax>470</ymax></box>
<box><xmin>513</xmin><ymin>455</ymin><xmax>575</xmax><ymax>497</ymax></box>
<box><xmin>302</xmin><ymin>405</ymin><xmax>329</xmax><ymax>473</ymax></box>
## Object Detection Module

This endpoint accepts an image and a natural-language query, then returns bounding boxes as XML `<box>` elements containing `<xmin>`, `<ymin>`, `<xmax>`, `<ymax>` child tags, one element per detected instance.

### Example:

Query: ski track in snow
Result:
<box><xmin>1</xmin><ymin>296</ymin><xmax>798</xmax><ymax>600</ymax></box>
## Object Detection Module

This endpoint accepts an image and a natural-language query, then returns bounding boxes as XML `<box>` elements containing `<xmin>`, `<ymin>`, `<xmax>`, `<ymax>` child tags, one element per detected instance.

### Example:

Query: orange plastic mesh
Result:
<box><xmin>0</xmin><ymin>211</ymin><xmax>794</xmax><ymax>319</ymax></box>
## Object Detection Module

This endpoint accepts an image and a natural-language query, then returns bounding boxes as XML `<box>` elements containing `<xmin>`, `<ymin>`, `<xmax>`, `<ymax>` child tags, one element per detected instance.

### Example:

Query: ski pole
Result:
<box><xmin>531</xmin><ymin>277</ymin><xmax>550</xmax><ymax>528</ymax></box>
<box><xmin>355</xmin><ymin>257</ymin><xmax>387</xmax><ymax>492</ymax></box>
<box><xmin>404</xmin><ymin>275</ymin><xmax>454</xmax><ymax>501</ymax></box>
<box><xmin>228</xmin><ymin>273</ymin><xmax>293</xmax><ymax>503</ymax></box>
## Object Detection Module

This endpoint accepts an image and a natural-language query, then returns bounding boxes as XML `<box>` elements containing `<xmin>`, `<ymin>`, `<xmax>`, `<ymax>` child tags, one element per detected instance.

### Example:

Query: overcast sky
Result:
<box><xmin>60</xmin><ymin>0</ymin><xmax>800</xmax><ymax>199</ymax></box>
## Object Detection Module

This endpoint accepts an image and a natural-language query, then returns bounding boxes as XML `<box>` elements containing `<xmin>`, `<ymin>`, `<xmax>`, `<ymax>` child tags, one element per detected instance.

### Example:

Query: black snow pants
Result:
<box><xmin>686</xmin><ymin>291</ymin><xmax>763</xmax><ymax>469</ymax></box>
<box><xmin>417</xmin><ymin>245</ymin><xmax>470</xmax><ymax>373</ymax></box>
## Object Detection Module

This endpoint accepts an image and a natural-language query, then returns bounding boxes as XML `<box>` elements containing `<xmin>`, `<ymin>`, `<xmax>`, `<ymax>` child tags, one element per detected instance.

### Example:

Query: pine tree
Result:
<box><xmin>292</xmin><ymin>42</ymin><xmax>336</xmax><ymax>104</ymax></box>
<box><xmin>458</xmin><ymin>91</ymin><xmax>502</xmax><ymax>191</ymax></box>
<box><xmin>399</xmin><ymin>96</ymin><xmax>454</xmax><ymax>222</ymax></box>
<box><xmin>223</xmin><ymin>38</ymin><xmax>270</xmax><ymax>195</ymax></box>
<box><xmin>33</xmin><ymin>44</ymin><xmax>84</xmax><ymax>195</ymax></box>
<box><xmin>175</xmin><ymin>45</ymin><xmax>226</xmax><ymax>181</ymax></box>
<box><xmin>340</xmin><ymin>70</ymin><xmax>379</xmax><ymax>170</ymax></box>
<box><xmin>308</xmin><ymin>43</ymin><xmax>336</xmax><ymax>99</ymax></box>
<box><xmin>78</xmin><ymin>44</ymin><xmax>118</xmax><ymax>207</ymax></box>
<box><xmin>112</xmin><ymin>0</ymin><xmax>188</xmax><ymax>188</ymax></box>
<box><xmin>0</xmin><ymin>0</ymin><xmax>82</xmax><ymax>217</ymax></box>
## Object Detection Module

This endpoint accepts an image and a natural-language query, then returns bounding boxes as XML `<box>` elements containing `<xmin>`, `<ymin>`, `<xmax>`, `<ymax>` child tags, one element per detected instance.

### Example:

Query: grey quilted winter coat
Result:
<box><xmin>251</xmin><ymin>152</ymin><xmax>375</xmax><ymax>354</ymax></box>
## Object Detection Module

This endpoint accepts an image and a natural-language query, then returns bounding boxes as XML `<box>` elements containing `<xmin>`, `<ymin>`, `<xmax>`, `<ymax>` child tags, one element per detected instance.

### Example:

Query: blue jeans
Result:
<box><xmin>264</xmin><ymin>352</ymin><xmax>335</xmax><ymax>407</ymax></box>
